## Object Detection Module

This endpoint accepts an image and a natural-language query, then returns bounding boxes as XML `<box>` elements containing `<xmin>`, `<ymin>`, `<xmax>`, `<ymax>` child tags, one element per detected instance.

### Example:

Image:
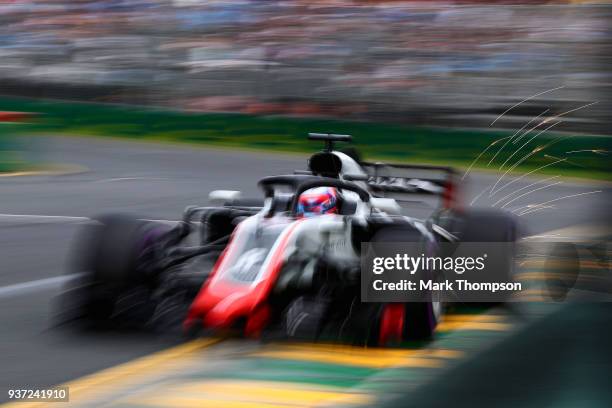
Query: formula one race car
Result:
<box><xmin>57</xmin><ymin>133</ymin><xmax>517</xmax><ymax>345</ymax></box>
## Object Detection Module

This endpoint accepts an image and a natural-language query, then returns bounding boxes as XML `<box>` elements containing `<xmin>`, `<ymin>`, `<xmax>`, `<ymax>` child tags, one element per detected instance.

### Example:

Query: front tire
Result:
<box><xmin>369</xmin><ymin>226</ymin><xmax>443</xmax><ymax>345</ymax></box>
<box><xmin>59</xmin><ymin>214</ymin><xmax>169</xmax><ymax>327</ymax></box>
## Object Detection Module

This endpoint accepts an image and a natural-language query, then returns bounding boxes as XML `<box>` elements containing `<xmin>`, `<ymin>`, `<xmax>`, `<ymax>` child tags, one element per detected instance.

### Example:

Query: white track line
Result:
<box><xmin>0</xmin><ymin>274</ymin><xmax>79</xmax><ymax>299</ymax></box>
<box><xmin>0</xmin><ymin>213</ymin><xmax>90</xmax><ymax>223</ymax></box>
<box><xmin>0</xmin><ymin>213</ymin><xmax>179</xmax><ymax>225</ymax></box>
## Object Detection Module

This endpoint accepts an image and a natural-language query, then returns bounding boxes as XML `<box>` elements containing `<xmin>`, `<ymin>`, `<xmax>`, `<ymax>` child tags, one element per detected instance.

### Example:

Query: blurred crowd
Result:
<box><xmin>0</xmin><ymin>0</ymin><xmax>610</xmax><ymax>131</ymax></box>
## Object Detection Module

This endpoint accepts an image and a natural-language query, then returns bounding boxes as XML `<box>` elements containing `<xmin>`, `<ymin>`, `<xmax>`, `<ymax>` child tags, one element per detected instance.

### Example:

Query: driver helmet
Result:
<box><xmin>296</xmin><ymin>187</ymin><xmax>338</xmax><ymax>218</ymax></box>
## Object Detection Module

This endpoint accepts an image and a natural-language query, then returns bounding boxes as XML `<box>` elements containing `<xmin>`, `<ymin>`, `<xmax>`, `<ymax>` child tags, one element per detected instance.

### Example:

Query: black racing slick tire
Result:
<box><xmin>345</xmin><ymin>299</ymin><xmax>441</xmax><ymax>346</ymax></box>
<box><xmin>369</xmin><ymin>225</ymin><xmax>442</xmax><ymax>343</ymax></box>
<box><xmin>457</xmin><ymin>208</ymin><xmax>518</xmax><ymax>244</ymax></box>
<box><xmin>454</xmin><ymin>208</ymin><xmax>518</xmax><ymax>304</ymax></box>
<box><xmin>61</xmin><ymin>214</ymin><xmax>169</xmax><ymax>326</ymax></box>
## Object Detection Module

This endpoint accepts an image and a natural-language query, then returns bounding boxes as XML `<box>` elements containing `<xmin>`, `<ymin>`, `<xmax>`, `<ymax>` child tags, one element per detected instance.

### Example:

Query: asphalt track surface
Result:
<box><xmin>0</xmin><ymin>136</ymin><xmax>609</xmax><ymax>403</ymax></box>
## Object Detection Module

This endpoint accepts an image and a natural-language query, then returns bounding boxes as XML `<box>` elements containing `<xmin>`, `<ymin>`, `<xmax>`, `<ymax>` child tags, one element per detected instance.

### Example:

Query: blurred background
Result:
<box><xmin>0</xmin><ymin>0</ymin><xmax>610</xmax><ymax>129</ymax></box>
<box><xmin>0</xmin><ymin>1</ymin><xmax>611</xmax><ymax>407</ymax></box>
<box><xmin>2</xmin><ymin>0</ymin><xmax>611</xmax><ymax>177</ymax></box>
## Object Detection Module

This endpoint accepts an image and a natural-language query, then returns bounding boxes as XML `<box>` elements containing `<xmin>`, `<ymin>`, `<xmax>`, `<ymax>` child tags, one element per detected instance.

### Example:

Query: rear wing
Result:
<box><xmin>360</xmin><ymin>162</ymin><xmax>460</xmax><ymax>209</ymax></box>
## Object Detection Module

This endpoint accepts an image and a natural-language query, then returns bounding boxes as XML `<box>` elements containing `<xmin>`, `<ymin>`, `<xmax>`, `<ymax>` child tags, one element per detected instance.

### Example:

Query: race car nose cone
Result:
<box><xmin>203</xmin><ymin>293</ymin><xmax>246</xmax><ymax>329</ymax></box>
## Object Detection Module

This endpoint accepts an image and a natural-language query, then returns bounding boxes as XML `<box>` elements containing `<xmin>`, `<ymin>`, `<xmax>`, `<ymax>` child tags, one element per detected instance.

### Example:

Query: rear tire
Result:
<box><xmin>456</xmin><ymin>208</ymin><xmax>517</xmax><ymax>243</ymax></box>
<box><xmin>451</xmin><ymin>208</ymin><xmax>518</xmax><ymax>305</ymax></box>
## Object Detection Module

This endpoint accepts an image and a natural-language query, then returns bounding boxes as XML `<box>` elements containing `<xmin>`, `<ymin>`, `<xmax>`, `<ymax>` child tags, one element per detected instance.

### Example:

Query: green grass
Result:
<box><xmin>0</xmin><ymin>123</ymin><xmax>31</xmax><ymax>172</ymax></box>
<box><xmin>1</xmin><ymin>97</ymin><xmax>610</xmax><ymax>180</ymax></box>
